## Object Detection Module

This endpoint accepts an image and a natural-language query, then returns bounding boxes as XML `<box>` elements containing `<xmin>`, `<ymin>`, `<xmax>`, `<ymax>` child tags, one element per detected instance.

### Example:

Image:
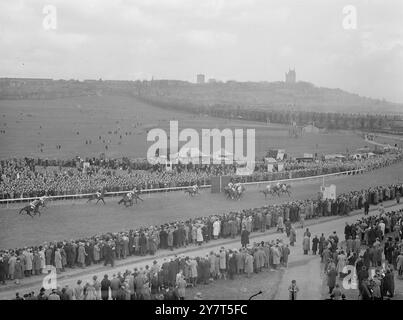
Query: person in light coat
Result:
<box><xmin>196</xmin><ymin>226</ymin><xmax>204</xmax><ymax>246</ymax></box>
<box><xmin>93</xmin><ymin>275</ymin><xmax>101</xmax><ymax>300</ymax></box>
<box><xmin>244</xmin><ymin>252</ymin><xmax>254</xmax><ymax>278</ymax></box>
<box><xmin>39</xmin><ymin>248</ymin><xmax>46</xmax><ymax>273</ymax></box>
<box><xmin>213</xmin><ymin>220</ymin><xmax>220</xmax><ymax>239</ymax></box>
<box><xmin>302</xmin><ymin>235</ymin><xmax>310</xmax><ymax>255</ymax></box>
<box><xmin>272</xmin><ymin>245</ymin><xmax>281</xmax><ymax>269</ymax></box>
<box><xmin>219</xmin><ymin>249</ymin><xmax>227</xmax><ymax>279</ymax></box>
<box><xmin>177</xmin><ymin>277</ymin><xmax>187</xmax><ymax>300</ymax></box>
<box><xmin>54</xmin><ymin>248</ymin><xmax>62</xmax><ymax>274</ymax></box>
<box><xmin>77</xmin><ymin>243</ymin><xmax>87</xmax><ymax>267</ymax></box>
<box><xmin>277</xmin><ymin>216</ymin><xmax>284</xmax><ymax>233</ymax></box>
<box><xmin>23</xmin><ymin>249</ymin><xmax>33</xmax><ymax>277</ymax></box>
<box><xmin>8</xmin><ymin>254</ymin><xmax>16</xmax><ymax>280</ymax></box>
<box><xmin>336</xmin><ymin>251</ymin><xmax>347</xmax><ymax>277</ymax></box>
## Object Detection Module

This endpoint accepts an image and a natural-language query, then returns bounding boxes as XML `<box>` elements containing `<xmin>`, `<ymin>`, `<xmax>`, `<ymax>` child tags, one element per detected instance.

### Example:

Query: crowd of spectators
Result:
<box><xmin>3</xmin><ymin>183</ymin><xmax>403</xmax><ymax>300</ymax></box>
<box><xmin>317</xmin><ymin>206</ymin><xmax>403</xmax><ymax>300</ymax></box>
<box><xmin>5</xmin><ymin>239</ymin><xmax>290</xmax><ymax>300</ymax></box>
<box><xmin>0</xmin><ymin>181</ymin><xmax>401</xmax><ymax>290</ymax></box>
<box><xmin>1</xmin><ymin>152</ymin><xmax>401</xmax><ymax>199</ymax></box>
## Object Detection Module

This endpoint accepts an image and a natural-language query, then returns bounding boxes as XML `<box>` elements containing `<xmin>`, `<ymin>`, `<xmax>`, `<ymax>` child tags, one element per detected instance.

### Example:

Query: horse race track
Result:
<box><xmin>1</xmin><ymin>162</ymin><xmax>402</xmax><ymax>249</ymax></box>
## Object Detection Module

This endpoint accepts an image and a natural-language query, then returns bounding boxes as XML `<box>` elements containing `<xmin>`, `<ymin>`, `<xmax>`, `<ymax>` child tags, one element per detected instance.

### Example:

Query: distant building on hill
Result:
<box><xmin>196</xmin><ymin>74</ymin><xmax>205</xmax><ymax>84</ymax></box>
<box><xmin>285</xmin><ymin>68</ymin><xmax>296</xmax><ymax>84</ymax></box>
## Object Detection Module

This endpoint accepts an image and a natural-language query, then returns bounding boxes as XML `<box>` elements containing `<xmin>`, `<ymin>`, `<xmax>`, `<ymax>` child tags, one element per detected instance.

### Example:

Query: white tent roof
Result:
<box><xmin>177</xmin><ymin>147</ymin><xmax>210</xmax><ymax>159</ymax></box>
<box><xmin>212</xmin><ymin>148</ymin><xmax>233</xmax><ymax>157</ymax></box>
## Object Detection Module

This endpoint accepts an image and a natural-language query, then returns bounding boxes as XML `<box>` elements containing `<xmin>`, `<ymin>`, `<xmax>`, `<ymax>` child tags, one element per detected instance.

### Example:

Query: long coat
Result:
<box><xmin>101</xmin><ymin>279</ymin><xmax>111</xmax><ymax>300</ymax></box>
<box><xmin>8</xmin><ymin>256</ymin><xmax>16</xmax><ymax>276</ymax></box>
<box><xmin>244</xmin><ymin>254</ymin><xmax>254</xmax><ymax>274</ymax></box>
<box><xmin>93</xmin><ymin>245</ymin><xmax>100</xmax><ymax>262</ymax></box>
<box><xmin>14</xmin><ymin>261</ymin><xmax>24</xmax><ymax>279</ymax></box>
<box><xmin>54</xmin><ymin>250</ymin><xmax>62</xmax><ymax>269</ymax></box>
<box><xmin>77</xmin><ymin>245</ymin><xmax>86</xmax><ymax>265</ymax></box>
<box><xmin>272</xmin><ymin>247</ymin><xmax>281</xmax><ymax>265</ymax></box>
<box><xmin>213</xmin><ymin>221</ymin><xmax>220</xmax><ymax>237</ymax></box>
<box><xmin>327</xmin><ymin>269</ymin><xmax>338</xmax><ymax>288</ymax></box>
<box><xmin>336</xmin><ymin>254</ymin><xmax>347</xmax><ymax>274</ymax></box>
<box><xmin>219</xmin><ymin>251</ymin><xmax>226</xmax><ymax>269</ymax></box>
<box><xmin>196</xmin><ymin>227</ymin><xmax>203</xmax><ymax>242</ymax></box>
<box><xmin>241</xmin><ymin>230</ymin><xmax>250</xmax><ymax>246</ymax></box>
<box><xmin>302</xmin><ymin>236</ymin><xmax>310</xmax><ymax>252</ymax></box>
<box><xmin>290</xmin><ymin>229</ymin><xmax>296</xmax><ymax>244</ymax></box>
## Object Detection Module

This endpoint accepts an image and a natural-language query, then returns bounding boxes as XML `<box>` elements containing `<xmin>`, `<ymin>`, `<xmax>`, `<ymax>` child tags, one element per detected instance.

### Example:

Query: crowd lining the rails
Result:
<box><xmin>1</xmin><ymin>152</ymin><xmax>402</xmax><ymax>199</ymax></box>
<box><xmin>0</xmin><ymin>182</ymin><xmax>402</xmax><ymax>300</ymax></box>
<box><xmin>322</xmin><ymin>206</ymin><xmax>403</xmax><ymax>300</ymax></box>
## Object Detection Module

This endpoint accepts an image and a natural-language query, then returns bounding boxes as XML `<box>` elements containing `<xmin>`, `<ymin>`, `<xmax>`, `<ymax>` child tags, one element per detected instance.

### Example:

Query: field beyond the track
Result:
<box><xmin>0</xmin><ymin>94</ymin><xmax>367</xmax><ymax>159</ymax></box>
<box><xmin>1</xmin><ymin>162</ymin><xmax>402</xmax><ymax>249</ymax></box>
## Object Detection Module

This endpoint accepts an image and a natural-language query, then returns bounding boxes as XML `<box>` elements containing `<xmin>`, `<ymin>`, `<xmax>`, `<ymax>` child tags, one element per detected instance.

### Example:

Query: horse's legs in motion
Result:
<box><xmin>101</xmin><ymin>198</ymin><xmax>105</xmax><ymax>205</ymax></box>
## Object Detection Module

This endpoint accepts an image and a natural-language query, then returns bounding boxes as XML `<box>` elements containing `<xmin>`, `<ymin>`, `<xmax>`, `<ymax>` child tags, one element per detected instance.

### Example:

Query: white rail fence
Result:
<box><xmin>0</xmin><ymin>168</ymin><xmax>365</xmax><ymax>205</ymax></box>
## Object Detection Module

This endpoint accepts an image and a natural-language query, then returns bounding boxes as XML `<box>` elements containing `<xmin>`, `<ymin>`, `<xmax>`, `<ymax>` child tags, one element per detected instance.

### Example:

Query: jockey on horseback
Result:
<box><xmin>126</xmin><ymin>190</ymin><xmax>134</xmax><ymax>200</ymax></box>
<box><xmin>266</xmin><ymin>184</ymin><xmax>271</xmax><ymax>192</ymax></box>
<box><xmin>192</xmin><ymin>184</ymin><xmax>199</xmax><ymax>193</ymax></box>
<box><xmin>30</xmin><ymin>199</ymin><xmax>40</xmax><ymax>210</ymax></box>
<box><xmin>234</xmin><ymin>182</ymin><xmax>243</xmax><ymax>194</ymax></box>
<box><xmin>96</xmin><ymin>190</ymin><xmax>102</xmax><ymax>198</ymax></box>
<box><xmin>39</xmin><ymin>195</ymin><xmax>47</xmax><ymax>205</ymax></box>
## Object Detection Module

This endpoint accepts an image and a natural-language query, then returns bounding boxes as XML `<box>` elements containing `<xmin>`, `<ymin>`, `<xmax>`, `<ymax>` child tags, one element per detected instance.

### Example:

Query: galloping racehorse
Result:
<box><xmin>118</xmin><ymin>189</ymin><xmax>143</xmax><ymax>207</ymax></box>
<box><xmin>118</xmin><ymin>192</ymin><xmax>134</xmax><ymax>207</ymax></box>
<box><xmin>279</xmin><ymin>183</ymin><xmax>292</xmax><ymax>196</ymax></box>
<box><xmin>87</xmin><ymin>188</ymin><xmax>106</xmax><ymax>204</ymax></box>
<box><xmin>224</xmin><ymin>183</ymin><xmax>246</xmax><ymax>200</ymax></box>
<box><xmin>132</xmin><ymin>189</ymin><xmax>144</xmax><ymax>203</ymax></box>
<box><xmin>19</xmin><ymin>201</ymin><xmax>41</xmax><ymax>218</ymax></box>
<box><xmin>185</xmin><ymin>185</ymin><xmax>199</xmax><ymax>197</ymax></box>
<box><xmin>261</xmin><ymin>183</ymin><xmax>291</xmax><ymax>198</ymax></box>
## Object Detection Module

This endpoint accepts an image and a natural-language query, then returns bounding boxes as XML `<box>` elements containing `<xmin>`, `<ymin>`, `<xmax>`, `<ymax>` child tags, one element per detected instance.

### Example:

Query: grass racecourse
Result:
<box><xmin>0</xmin><ymin>94</ymin><xmax>367</xmax><ymax>160</ymax></box>
<box><xmin>0</xmin><ymin>94</ymin><xmax>400</xmax><ymax>248</ymax></box>
<box><xmin>1</xmin><ymin>161</ymin><xmax>402</xmax><ymax>249</ymax></box>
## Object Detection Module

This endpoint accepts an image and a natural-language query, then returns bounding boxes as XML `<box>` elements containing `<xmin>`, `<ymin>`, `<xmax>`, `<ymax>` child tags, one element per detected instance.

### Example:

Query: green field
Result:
<box><xmin>0</xmin><ymin>95</ymin><xmax>369</xmax><ymax>160</ymax></box>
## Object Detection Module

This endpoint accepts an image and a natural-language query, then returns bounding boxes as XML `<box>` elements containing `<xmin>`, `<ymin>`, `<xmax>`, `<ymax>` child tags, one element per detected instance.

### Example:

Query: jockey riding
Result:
<box><xmin>266</xmin><ymin>184</ymin><xmax>271</xmax><ymax>192</ymax></box>
<box><xmin>96</xmin><ymin>190</ymin><xmax>102</xmax><ymax>198</ymax></box>
<box><xmin>126</xmin><ymin>190</ymin><xmax>134</xmax><ymax>200</ymax></box>
<box><xmin>192</xmin><ymin>184</ymin><xmax>199</xmax><ymax>192</ymax></box>
<box><xmin>30</xmin><ymin>199</ymin><xmax>40</xmax><ymax>210</ymax></box>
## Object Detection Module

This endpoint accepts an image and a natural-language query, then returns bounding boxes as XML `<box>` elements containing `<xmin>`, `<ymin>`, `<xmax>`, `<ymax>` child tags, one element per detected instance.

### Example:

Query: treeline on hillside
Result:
<box><xmin>135</xmin><ymin>95</ymin><xmax>394</xmax><ymax>131</ymax></box>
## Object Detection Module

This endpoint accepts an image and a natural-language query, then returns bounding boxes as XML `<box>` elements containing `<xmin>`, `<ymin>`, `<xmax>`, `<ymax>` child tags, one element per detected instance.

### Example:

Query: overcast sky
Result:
<box><xmin>0</xmin><ymin>0</ymin><xmax>402</xmax><ymax>102</ymax></box>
